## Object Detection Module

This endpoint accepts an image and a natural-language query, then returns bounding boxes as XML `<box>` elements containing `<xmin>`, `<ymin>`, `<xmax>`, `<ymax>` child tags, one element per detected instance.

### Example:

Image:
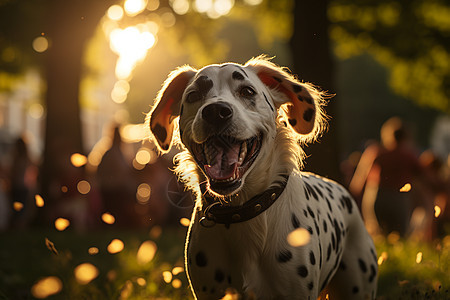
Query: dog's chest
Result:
<box><xmin>186</xmin><ymin>172</ymin><xmax>353</xmax><ymax>298</ymax></box>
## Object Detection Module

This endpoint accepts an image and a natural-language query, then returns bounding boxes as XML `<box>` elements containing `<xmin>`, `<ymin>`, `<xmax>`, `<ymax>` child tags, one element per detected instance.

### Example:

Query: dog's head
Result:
<box><xmin>147</xmin><ymin>56</ymin><xmax>327</xmax><ymax>197</ymax></box>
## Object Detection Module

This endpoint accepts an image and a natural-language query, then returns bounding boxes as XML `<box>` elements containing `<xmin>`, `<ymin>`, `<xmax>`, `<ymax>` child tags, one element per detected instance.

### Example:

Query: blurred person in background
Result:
<box><xmin>350</xmin><ymin>117</ymin><xmax>432</xmax><ymax>237</ymax></box>
<box><xmin>97</xmin><ymin>125</ymin><xmax>137</xmax><ymax>227</ymax></box>
<box><xmin>8</xmin><ymin>136</ymin><xmax>38</xmax><ymax>229</ymax></box>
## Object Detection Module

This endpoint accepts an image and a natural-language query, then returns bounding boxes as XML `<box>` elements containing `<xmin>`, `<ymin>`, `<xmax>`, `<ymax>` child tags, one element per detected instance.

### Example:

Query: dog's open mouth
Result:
<box><xmin>191</xmin><ymin>134</ymin><xmax>262</xmax><ymax>195</ymax></box>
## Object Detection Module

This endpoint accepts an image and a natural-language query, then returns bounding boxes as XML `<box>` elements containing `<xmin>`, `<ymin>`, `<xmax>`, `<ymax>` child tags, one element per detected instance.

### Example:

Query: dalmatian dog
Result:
<box><xmin>147</xmin><ymin>56</ymin><xmax>378</xmax><ymax>299</ymax></box>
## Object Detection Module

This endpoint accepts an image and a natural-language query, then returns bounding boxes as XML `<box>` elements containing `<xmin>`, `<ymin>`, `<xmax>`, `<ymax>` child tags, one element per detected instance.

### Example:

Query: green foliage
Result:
<box><xmin>1</xmin><ymin>227</ymin><xmax>449</xmax><ymax>299</ymax></box>
<box><xmin>329</xmin><ymin>0</ymin><xmax>450</xmax><ymax>112</ymax></box>
<box><xmin>375</xmin><ymin>235</ymin><xmax>450</xmax><ymax>299</ymax></box>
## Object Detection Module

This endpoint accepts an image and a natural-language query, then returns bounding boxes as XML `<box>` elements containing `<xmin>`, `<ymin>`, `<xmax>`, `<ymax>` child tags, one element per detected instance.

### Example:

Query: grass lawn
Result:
<box><xmin>0</xmin><ymin>227</ymin><xmax>449</xmax><ymax>299</ymax></box>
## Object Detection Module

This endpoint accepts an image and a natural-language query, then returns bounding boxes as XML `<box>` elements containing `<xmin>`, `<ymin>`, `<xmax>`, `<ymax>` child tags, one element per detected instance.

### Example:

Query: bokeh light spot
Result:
<box><xmin>135</xmin><ymin>148</ymin><xmax>151</xmax><ymax>165</ymax></box>
<box><xmin>74</xmin><ymin>263</ymin><xmax>99</xmax><ymax>285</ymax></box>
<box><xmin>179</xmin><ymin>217</ymin><xmax>190</xmax><ymax>227</ymax></box>
<box><xmin>88</xmin><ymin>247</ymin><xmax>99</xmax><ymax>255</ymax></box>
<box><xmin>434</xmin><ymin>205</ymin><xmax>441</xmax><ymax>218</ymax></box>
<box><xmin>172</xmin><ymin>278</ymin><xmax>182</xmax><ymax>288</ymax></box>
<box><xmin>107</xmin><ymin>239</ymin><xmax>124</xmax><ymax>254</ymax></box>
<box><xmin>137</xmin><ymin>240</ymin><xmax>157</xmax><ymax>264</ymax></box>
<box><xmin>31</xmin><ymin>276</ymin><xmax>62</xmax><ymax>298</ymax></box>
<box><xmin>162</xmin><ymin>271</ymin><xmax>172</xmax><ymax>283</ymax></box>
<box><xmin>416</xmin><ymin>251</ymin><xmax>423</xmax><ymax>264</ymax></box>
<box><xmin>172</xmin><ymin>266</ymin><xmax>184</xmax><ymax>275</ymax></box>
<box><xmin>136</xmin><ymin>277</ymin><xmax>147</xmax><ymax>286</ymax></box>
<box><xmin>136</xmin><ymin>183</ymin><xmax>151</xmax><ymax>204</ymax></box>
<box><xmin>35</xmin><ymin>194</ymin><xmax>44</xmax><ymax>207</ymax></box>
<box><xmin>71</xmin><ymin>153</ymin><xmax>88</xmax><ymax>167</ymax></box>
<box><xmin>399</xmin><ymin>183</ymin><xmax>411</xmax><ymax>192</ymax></box>
<box><xmin>107</xmin><ymin>5</ymin><xmax>124</xmax><ymax>21</ymax></box>
<box><xmin>77</xmin><ymin>180</ymin><xmax>91</xmax><ymax>194</ymax></box>
<box><xmin>124</xmin><ymin>0</ymin><xmax>147</xmax><ymax>16</ymax></box>
<box><xmin>287</xmin><ymin>228</ymin><xmax>311</xmax><ymax>247</ymax></box>
<box><xmin>101</xmin><ymin>212</ymin><xmax>116</xmax><ymax>225</ymax></box>
<box><xmin>54</xmin><ymin>218</ymin><xmax>70</xmax><ymax>231</ymax></box>
<box><xmin>32</xmin><ymin>36</ymin><xmax>49</xmax><ymax>53</ymax></box>
<box><xmin>13</xmin><ymin>201</ymin><xmax>24</xmax><ymax>211</ymax></box>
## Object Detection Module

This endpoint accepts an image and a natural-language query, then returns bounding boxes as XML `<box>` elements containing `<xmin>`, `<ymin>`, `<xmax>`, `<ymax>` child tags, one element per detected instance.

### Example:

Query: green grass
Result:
<box><xmin>0</xmin><ymin>227</ymin><xmax>449</xmax><ymax>299</ymax></box>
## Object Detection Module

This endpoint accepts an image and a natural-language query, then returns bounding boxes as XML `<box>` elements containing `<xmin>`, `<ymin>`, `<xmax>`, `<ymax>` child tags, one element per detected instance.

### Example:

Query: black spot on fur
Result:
<box><xmin>304</xmin><ymin>187</ymin><xmax>310</xmax><ymax>200</ymax></box>
<box><xmin>319</xmin><ymin>243</ymin><xmax>323</xmax><ymax>268</ymax></box>
<box><xmin>214</xmin><ymin>269</ymin><xmax>224</xmax><ymax>283</ymax></box>
<box><xmin>152</xmin><ymin>123</ymin><xmax>167</xmax><ymax>143</ymax></box>
<box><xmin>307</xmin><ymin>226</ymin><xmax>313</xmax><ymax>235</ymax></box>
<box><xmin>263</xmin><ymin>93</ymin><xmax>274</xmax><ymax>112</ymax></box>
<box><xmin>195</xmin><ymin>251</ymin><xmax>207</xmax><ymax>267</ymax></box>
<box><xmin>277</xmin><ymin>250</ymin><xmax>293</xmax><ymax>263</ymax></box>
<box><xmin>297</xmin><ymin>265</ymin><xmax>308</xmax><ymax>277</ymax></box>
<box><xmin>313</xmin><ymin>185</ymin><xmax>323</xmax><ymax>198</ymax></box>
<box><xmin>326</xmin><ymin>244</ymin><xmax>331</xmax><ymax>261</ymax></box>
<box><xmin>292</xmin><ymin>214</ymin><xmax>300</xmax><ymax>229</ymax></box>
<box><xmin>325</xmin><ymin>198</ymin><xmax>332</xmax><ymax>211</ymax></box>
<box><xmin>314</xmin><ymin>220</ymin><xmax>320</xmax><ymax>235</ymax></box>
<box><xmin>195</xmin><ymin>75</ymin><xmax>213</xmax><ymax>98</ymax></box>
<box><xmin>370</xmin><ymin>248</ymin><xmax>378</xmax><ymax>264</ymax></box>
<box><xmin>369</xmin><ymin>264</ymin><xmax>377</xmax><ymax>282</ymax></box>
<box><xmin>334</xmin><ymin>220</ymin><xmax>342</xmax><ymax>253</ymax></box>
<box><xmin>307</xmin><ymin>206</ymin><xmax>315</xmax><ymax>218</ymax></box>
<box><xmin>310</xmin><ymin>251</ymin><xmax>316</xmax><ymax>265</ymax></box>
<box><xmin>352</xmin><ymin>286</ymin><xmax>359</xmax><ymax>294</ymax></box>
<box><xmin>288</xmin><ymin>118</ymin><xmax>297</xmax><ymax>127</ymax></box>
<box><xmin>339</xmin><ymin>261</ymin><xmax>347</xmax><ymax>271</ymax></box>
<box><xmin>303</xmin><ymin>209</ymin><xmax>308</xmax><ymax>218</ymax></box>
<box><xmin>237</xmin><ymin>66</ymin><xmax>248</xmax><ymax>77</ymax></box>
<box><xmin>308</xmin><ymin>282</ymin><xmax>314</xmax><ymax>290</ymax></box>
<box><xmin>358</xmin><ymin>258</ymin><xmax>367</xmax><ymax>273</ymax></box>
<box><xmin>304</xmin><ymin>182</ymin><xmax>318</xmax><ymax>200</ymax></box>
<box><xmin>292</xmin><ymin>84</ymin><xmax>303</xmax><ymax>93</ymax></box>
<box><xmin>202</xmin><ymin>286</ymin><xmax>207</xmax><ymax>292</ymax></box>
<box><xmin>304</xmin><ymin>96</ymin><xmax>313</xmax><ymax>104</ymax></box>
<box><xmin>232</xmin><ymin>71</ymin><xmax>245</xmax><ymax>80</ymax></box>
<box><xmin>323</xmin><ymin>220</ymin><xmax>328</xmax><ymax>233</ymax></box>
<box><xmin>297</xmin><ymin>95</ymin><xmax>304</xmax><ymax>102</ymax></box>
<box><xmin>341</xmin><ymin>195</ymin><xmax>353</xmax><ymax>214</ymax></box>
<box><xmin>331</xmin><ymin>233</ymin><xmax>336</xmax><ymax>250</ymax></box>
<box><xmin>303</xmin><ymin>108</ymin><xmax>315</xmax><ymax>122</ymax></box>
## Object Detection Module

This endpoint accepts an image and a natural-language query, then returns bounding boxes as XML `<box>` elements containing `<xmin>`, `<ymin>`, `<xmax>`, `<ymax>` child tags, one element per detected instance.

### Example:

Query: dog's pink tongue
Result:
<box><xmin>205</xmin><ymin>144</ymin><xmax>240</xmax><ymax>180</ymax></box>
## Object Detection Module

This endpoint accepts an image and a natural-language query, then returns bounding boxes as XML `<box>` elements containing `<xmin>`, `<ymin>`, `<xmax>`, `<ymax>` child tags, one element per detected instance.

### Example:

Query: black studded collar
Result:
<box><xmin>199</xmin><ymin>174</ymin><xmax>290</xmax><ymax>227</ymax></box>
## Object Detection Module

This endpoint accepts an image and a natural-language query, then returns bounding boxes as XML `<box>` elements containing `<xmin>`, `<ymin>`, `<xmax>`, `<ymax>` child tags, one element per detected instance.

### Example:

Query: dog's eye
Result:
<box><xmin>186</xmin><ymin>91</ymin><xmax>201</xmax><ymax>103</ymax></box>
<box><xmin>239</xmin><ymin>86</ymin><xmax>256</xmax><ymax>98</ymax></box>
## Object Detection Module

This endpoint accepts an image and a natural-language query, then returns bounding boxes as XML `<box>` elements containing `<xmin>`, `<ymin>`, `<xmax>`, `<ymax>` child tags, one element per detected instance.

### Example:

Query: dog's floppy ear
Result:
<box><xmin>148</xmin><ymin>66</ymin><xmax>196</xmax><ymax>152</ymax></box>
<box><xmin>246</xmin><ymin>56</ymin><xmax>327</xmax><ymax>141</ymax></box>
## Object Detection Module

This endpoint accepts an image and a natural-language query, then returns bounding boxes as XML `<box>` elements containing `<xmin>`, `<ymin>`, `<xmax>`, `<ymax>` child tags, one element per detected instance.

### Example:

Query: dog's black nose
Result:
<box><xmin>202</xmin><ymin>102</ymin><xmax>233</xmax><ymax>127</ymax></box>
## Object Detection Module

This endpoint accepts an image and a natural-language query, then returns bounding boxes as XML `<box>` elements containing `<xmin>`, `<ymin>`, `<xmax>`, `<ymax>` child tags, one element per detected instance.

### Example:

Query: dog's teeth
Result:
<box><xmin>239</xmin><ymin>142</ymin><xmax>247</xmax><ymax>163</ymax></box>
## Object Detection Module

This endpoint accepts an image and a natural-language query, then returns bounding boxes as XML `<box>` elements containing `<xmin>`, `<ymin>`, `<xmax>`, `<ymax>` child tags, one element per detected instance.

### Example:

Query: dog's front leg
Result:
<box><xmin>185</xmin><ymin>208</ymin><xmax>245</xmax><ymax>299</ymax></box>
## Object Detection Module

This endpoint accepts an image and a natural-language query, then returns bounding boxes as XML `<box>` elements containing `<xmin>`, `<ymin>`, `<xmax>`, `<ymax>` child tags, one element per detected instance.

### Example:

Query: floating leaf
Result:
<box><xmin>45</xmin><ymin>238</ymin><xmax>58</xmax><ymax>256</ymax></box>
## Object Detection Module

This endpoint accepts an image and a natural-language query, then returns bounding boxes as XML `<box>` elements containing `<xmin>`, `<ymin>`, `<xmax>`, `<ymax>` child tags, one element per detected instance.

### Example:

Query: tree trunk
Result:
<box><xmin>40</xmin><ymin>0</ymin><xmax>112</xmax><ymax>212</ymax></box>
<box><xmin>289</xmin><ymin>0</ymin><xmax>341</xmax><ymax>181</ymax></box>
